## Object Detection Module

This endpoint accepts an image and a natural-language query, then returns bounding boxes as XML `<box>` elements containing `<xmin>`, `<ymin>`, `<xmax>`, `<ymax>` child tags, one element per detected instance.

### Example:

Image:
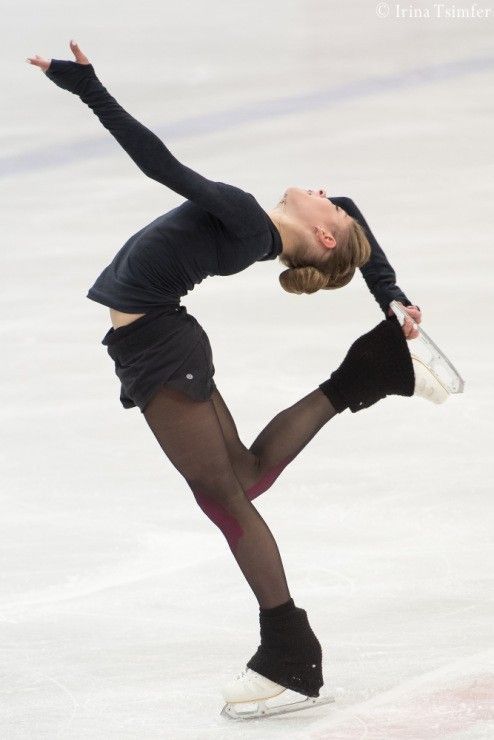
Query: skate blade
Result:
<box><xmin>390</xmin><ymin>301</ymin><xmax>465</xmax><ymax>394</ymax></box>
<box><xmin>221</xmin><ymin>690</ymin><xmax>335</xmax><ymax>720</ymax></box>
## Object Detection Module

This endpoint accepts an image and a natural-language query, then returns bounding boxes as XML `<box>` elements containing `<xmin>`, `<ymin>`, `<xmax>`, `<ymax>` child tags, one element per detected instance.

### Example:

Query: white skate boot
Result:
<box><xmin>220</xmin><ymin>668</ymin><xmax>334</xmax><ymax>720</ymax></box>
<box><xmin>389</xmin><ymin>300</ymin><xmax>465</xmax><ymax>404</ymax></box>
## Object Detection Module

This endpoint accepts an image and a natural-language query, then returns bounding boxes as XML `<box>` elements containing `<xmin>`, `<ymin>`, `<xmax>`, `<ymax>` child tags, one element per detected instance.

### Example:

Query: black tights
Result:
<box><xmin>143</xmin><ymin>384</ymin><xmax>337</xmax><ymax>609</ymax></box>
<box><xmin>141</xmin><ymin>195</ymin><xmax>397</xmax><ymax>610</ymax></box>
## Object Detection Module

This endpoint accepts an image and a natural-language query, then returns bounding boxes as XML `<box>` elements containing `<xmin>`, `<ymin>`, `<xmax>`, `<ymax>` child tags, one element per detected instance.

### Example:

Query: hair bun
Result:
<box><xmin>323</xmin><ymin>268</ymin><xmax>355</xmax><ymax>290</ymax></box>
<box><xmin>278</xmin><ymin>217</ymin><xmax>371</xmax><ymax>296</ymax></box>
<box><xmin>279</xmin><ymin>266</ymin><xmax>329</xmax><ymax>295</ymax></box>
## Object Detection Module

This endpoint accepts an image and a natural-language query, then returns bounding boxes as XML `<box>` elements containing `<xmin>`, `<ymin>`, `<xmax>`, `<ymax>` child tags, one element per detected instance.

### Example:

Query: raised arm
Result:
<box><xmin>28</xmin><ymin>42</ymin><xmax>252</xmax><ymax>230</ymax></box>
<box><xmin>329</xmin><ymin>196</ymin><xmax>417</xmax><ymax>317</ymax></box>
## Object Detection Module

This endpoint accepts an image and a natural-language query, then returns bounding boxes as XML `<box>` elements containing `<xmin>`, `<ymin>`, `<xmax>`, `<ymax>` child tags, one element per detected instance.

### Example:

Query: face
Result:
<box><xmin>275</xmin><ymin>187</ymin><xmax>351</xmax><ymax>266</ymax></box>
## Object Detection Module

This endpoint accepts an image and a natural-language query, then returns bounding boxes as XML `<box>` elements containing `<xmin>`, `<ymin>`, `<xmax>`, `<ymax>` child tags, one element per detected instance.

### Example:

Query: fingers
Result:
<box><xmin>403</xmin><ymin>316</ymin><xmax>419</xmax><ymax>340</ymax></box>
<box><xmin>404</xmin><ymin>306</ymin><xmax>422</xmax><ymax>339</ymax></box>
<box><xmin>405</xmin><ymin>306</ymin><xmax>422</xmax><ymax>323</ymax></box>
<box><xmin>403</xmin><ymin>311</ymin><xmax>421</xmax><ymax>340</ymax></box>
<box><xmin>26</xmin><ymin>39</ymin><xmax>90</xmax><ymax>71</ymax></box>
<box><xmin>70</xmin><ymin>39</ymin><xmax>90</xmax><ymax>65</ymax></box>
<box><xmin>26</xmin><ymin>54</ymin><xmax>50</xmax><ymax>71</ymax></box>
<box><xmin>387</xmin><ymin>302</ymin><xmax>422</xmax><ymax>340</ymax></box>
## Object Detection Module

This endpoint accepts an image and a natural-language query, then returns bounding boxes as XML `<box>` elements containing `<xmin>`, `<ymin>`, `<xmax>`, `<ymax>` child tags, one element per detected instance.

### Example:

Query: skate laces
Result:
<box><xmin>234</xmin><ymin>669</ymin><xmax>249</xmax><ymax>682</ymax></box>
<box><xmin>234</xmin><ymin>668</ymin><xmax>263</xmax><ymax>685</ymax></box>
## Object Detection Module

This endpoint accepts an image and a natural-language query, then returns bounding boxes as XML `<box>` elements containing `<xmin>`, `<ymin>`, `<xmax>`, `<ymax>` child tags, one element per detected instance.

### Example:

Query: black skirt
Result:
<box><xmin>101</xmin><ymin>304</ymin><xmax>216</xmax><ymax>413</ymax></box>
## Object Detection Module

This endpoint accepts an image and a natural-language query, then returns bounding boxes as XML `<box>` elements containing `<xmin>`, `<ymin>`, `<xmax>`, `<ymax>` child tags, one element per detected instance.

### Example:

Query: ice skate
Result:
<box><xmin>220</xmin><ymin>668</ymin><xmax>335</xmax><ymax>720</ymax></box>
<box><xmin>318</xmin><ymin>316</ymin><xmax>417</xmax><ymax>413</ymax></box>
<box><xmin>389</xmin><ymin>300</ymin><xmax>465</xmax><ymax>403</ymax></box>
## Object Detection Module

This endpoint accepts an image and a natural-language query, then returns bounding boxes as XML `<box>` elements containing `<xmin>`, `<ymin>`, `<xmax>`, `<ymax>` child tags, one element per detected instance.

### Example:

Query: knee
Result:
<box><xmin>186</xmin><ymin>471</ymin><xmax>245</xmax><ymax>511</ymax></box>
<box><xmin>186</xmin><ymin>474</ymin><xmax>246</xmax><ymax>549</ymax></box>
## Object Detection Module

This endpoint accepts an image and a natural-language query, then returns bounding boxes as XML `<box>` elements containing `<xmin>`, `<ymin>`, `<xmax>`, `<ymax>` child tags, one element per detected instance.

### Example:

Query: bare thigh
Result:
<box><xmin>142</xmin><ymin>385</ymin><xmax>248</xmax><ymax>506</ymax></box>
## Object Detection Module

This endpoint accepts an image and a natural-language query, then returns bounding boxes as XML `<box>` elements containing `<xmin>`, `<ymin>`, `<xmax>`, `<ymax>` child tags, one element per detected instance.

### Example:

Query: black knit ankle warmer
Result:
<box><xmin>319</xmin><ymin>317</ymin><xmax>415</xmax><ymax>414</ymax></box>
<box><xmin>246</xmin><ymin>598</ymin><xmax>323</xmax><ymax>697</ymax></box>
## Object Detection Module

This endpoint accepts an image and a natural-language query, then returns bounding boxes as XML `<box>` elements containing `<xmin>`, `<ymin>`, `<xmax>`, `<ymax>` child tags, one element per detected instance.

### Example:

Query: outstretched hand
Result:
<box><xmin>26</xmin><ymin>39</ymin><xmax>91</xmax><ymax>72</ymax></box>
<box><xmin>388</xmin><ymin>302</ymin><xmax>422</xmax><ymax>339</ymax></box>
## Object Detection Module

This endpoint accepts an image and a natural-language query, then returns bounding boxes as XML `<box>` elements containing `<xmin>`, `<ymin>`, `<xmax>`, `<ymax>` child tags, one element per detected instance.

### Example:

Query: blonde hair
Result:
<box><xmin>279</xmin><ymin>218</ymin><xmax>371</xmax><ymax>295</ymax></box>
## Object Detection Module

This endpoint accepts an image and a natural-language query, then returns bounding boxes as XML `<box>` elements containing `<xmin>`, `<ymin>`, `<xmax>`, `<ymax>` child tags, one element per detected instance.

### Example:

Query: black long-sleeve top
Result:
<box><xmin>44</xmin><ymin>60</ymin><xmax>412</xmax><ymax>316</ymax></box>
<box><xmin>329</xmin><ymin>197</ymin><xmax>412</xmax><ymax>313</ymax></box>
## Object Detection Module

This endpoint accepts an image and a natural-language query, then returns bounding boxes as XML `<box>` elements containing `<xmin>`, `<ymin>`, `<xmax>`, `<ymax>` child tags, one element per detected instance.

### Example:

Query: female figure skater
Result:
<box><xmin>28</xmin><ymin>42</ymin><xmax>432</xmax><ymax>719</ymax></box>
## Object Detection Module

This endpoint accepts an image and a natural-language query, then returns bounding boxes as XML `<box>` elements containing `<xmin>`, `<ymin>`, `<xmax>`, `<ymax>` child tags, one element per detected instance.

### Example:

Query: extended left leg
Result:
<box><xmin>210</xmin><ymin>386</ymin><xmax>337</xmax><ymax>501</ymax></box>
<box><xmin>211</xmin><ymin>318</ymin><xmax>415</xmax><ymax>501</ymax></box>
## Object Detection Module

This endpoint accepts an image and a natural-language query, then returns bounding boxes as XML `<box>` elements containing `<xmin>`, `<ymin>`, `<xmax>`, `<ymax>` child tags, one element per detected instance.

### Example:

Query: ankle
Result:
<box><xmin>260</xmin><ymin>597</ymin><xmax>295</xmax><ymax>618</ymax></box>
<box><xmin>319</xmin><ymin>319</ymin><xmax>414</xmax><ymax>414</ymax></box>
<box><xmin>247</xmin><ymin>603</ymin><xmax>323</xmax><ymax>696</ymax></box>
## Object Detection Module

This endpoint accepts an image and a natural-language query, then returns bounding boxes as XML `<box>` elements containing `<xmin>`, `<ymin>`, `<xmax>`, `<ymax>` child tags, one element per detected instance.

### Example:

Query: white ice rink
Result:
<box><xmin>3</xmin><ymin>1</ymin><xmax>494</xmax><ymax>737</ymax></box>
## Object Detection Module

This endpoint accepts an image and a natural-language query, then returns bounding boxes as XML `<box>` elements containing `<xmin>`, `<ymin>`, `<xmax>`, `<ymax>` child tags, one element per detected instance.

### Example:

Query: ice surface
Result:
<box><xmin>2</xmin><ymin>1</ymin><xmax>493</xmax><ymax>737</ymax></box>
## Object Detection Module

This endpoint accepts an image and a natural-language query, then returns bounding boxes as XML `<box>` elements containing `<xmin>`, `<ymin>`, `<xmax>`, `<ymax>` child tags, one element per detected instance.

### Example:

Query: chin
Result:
<box><xmin>276</xmin><ymin>191</ymin><xmax>288</xmax><ymax>208</ymax></box>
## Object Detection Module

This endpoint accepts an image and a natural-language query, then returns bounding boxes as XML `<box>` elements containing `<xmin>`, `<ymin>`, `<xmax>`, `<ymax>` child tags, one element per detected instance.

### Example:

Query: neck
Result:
<box><xmin>265</xmin><ymin>209</ymin><xmax>299</xmax><ymax>261</ymax></box>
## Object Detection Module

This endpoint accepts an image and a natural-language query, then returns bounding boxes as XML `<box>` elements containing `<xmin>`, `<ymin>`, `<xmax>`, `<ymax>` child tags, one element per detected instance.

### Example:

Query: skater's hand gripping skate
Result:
<box><xmin>26</xmin><ymin>40</ymin><xmax>96</xmax><ymax>95</ymax></box>
<box><xmin>389</xmin><ymin>300</ymin><xmax>465</xmax><ymax>397</ymax></box>
<box><xmin>387</xmin><ymin>302</ymin><xmax>422</xmax><ymax>340</ymax></box>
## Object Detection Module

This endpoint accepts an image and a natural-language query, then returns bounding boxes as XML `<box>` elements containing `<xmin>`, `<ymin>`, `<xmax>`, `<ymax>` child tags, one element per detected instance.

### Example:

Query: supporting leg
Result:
<box><xmin>143</xmin><ymin>385</ymin><xmax>291</xmax><ymax>608</ymax></box>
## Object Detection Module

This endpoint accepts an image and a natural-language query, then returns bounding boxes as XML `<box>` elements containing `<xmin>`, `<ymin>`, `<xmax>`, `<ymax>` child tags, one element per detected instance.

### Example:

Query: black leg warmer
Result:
<box><xmin>319</xmin><ymin>318</ymin><xmax>415</xmax><ymax>413</ymax></box>
<box><xmin>246</xmin><ymin>598</ymin><xmax>323</xmax><ymax>697</ymax></box>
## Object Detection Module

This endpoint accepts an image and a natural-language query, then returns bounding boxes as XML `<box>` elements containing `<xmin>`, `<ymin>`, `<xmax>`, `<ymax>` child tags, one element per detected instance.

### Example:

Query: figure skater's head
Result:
<box><xmin>269</xmin><ymin>188</ymin><xmax>371</xmax><ymax>295</ymax></box>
